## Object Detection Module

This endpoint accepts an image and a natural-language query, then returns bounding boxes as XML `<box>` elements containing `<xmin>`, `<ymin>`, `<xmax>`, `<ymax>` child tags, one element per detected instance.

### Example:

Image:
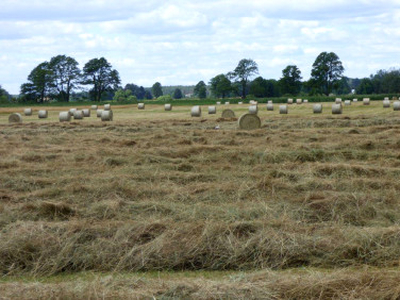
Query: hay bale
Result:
<box><xmin>96</xmin><ymin>109</ymin><xmax>104</xmax><ymax>118</ymax></box>
<box><xmin>216</xmin><ymin>101</ymin><xmax>221</xmax><ymax>105</ymax></box>
<box><xmin>38</xmin><ymin>110</ymin><xmax>48</xmax><ymax>119</ymax></box>
<box><xmin>268</xmin><ymin>100</ymin><xmax>273</xmax><ymax>104</ymax></box>
<box><xmin>353</xmin><ymin>98</ymin><xmax>358</xmax><ymax>102</ymax></box>
<box><xmin>8</xmin><ymin>113</ymin><xmax>22</xmax><ymax>123</ymax></box>
<box><xmin>304</xmin><ymin>99</ymin><xmax>308</xmax><ymax>103</ymax></box>
<box><xmin>91</xmin><ymin>105</ymin><xmax>98</xmax><ymax>110</ymax></box>
<box><xmin>279</xmin><ymin>105</ymin><xmax>288</xmax><ymax>114</ymax></box>
<box><xmin>59</xmin><ymin>111</ymin><xmax>71</xmax><ymax>122</ymax></box>
<box><xmin>138</xmin><ymin>103</ymin><xmax>145</xmax><ymax>109</ymax></box>
<box><xmin>73</xmin><ymin>110</ymin><xmax>84</xmax><ymax>119</ymax></box>
<box><xmin>363</xmin><ymin>98</ymin><xmax>370</xmax><ymax>105</ymax></box>
<box><xmin>296</xmin><ymin>98</ymin><xmax>302</xmax><ymax>104</ymax></box>
<box><xmin>238</xmin><ymin>102</ymin><xmax>243</xmax><ymax>105</ymax></box>
<box><xmin>164</xmin><ymin>104</ymin><xmax>172</xmax><ymax>111</ymax></box>
<box><xmin>335</xmin><ymin>98</ymin><xmax>342</xmax><ymax>104</ymax></box>
<box><xmin>104</xmin><ymin>104</ymin><xmax>111</xmax><ymax>110</ymax></box>
<box><xmin>249</xmin><ymin>105</ymin><xmax>258</xmax><ymax>114</ymax></box>
<box><xmin>24</xmin><ymin>108</ymin><xmax>32</xmax><ymax>116</ymax></box>
<box><xmin>392</xmin><ymin>97</ymin><xmax>397</xmax><ymax>100</ymax></box>
<box><xmin>238</xmin><ymin>113</ymin><xmax>261</xmax><ymax>130</ymax></box>
<box><xmin>101</xmin><ymin>110</ymin><xmax>113</xmax><ymax>121</ymax></box>
<box><xmin>393</xmin><ymin>101</ymin><xmax>400</xmax><ymax>111</ymax></box>
<box><xmin>208</xmin><ymin>106</ymin><xmax>216</xmax><ymax>114</ymax></box>
<box><xmin>384</xmin><ymin>97</ymin><xmax>389</xmax><ymax>101</ymax></box>
<box><xmin>344</xmin><ymin>100</ymin><xmax>351</xmax><ymax>106</ymax></box>
<box><xmin>82</xmin><ymin>109</ymin><xmax>91</xmax><ymax>117</ymax></box>
<box><xmin>191</xmin><ymin>106</ymin><xmax>201</xmax><ymax>117</ymax></box>
<box><xmin>266</xmin><ymin>103</ymin><xmax>274</xmax><ymax>111</ymax></box>
<box><xmin>224</xmin><ymin>101</ymin><xmax>230</xmax><ymax>105</ymax></box>
<box><xmin>313</xmin><ymin>104</ymin><xmax>323</xmax><ymax>114</ymax></box>
<box><xmin>221</xmin><ymin>109</ymin><xmax>235</xmax><ymax>118</ymax></box>
<box><xmin>332</xmin><ymin>104</ymin><xmax>342</xmax><ymax>114</ymax></box>
<box><xmin>287</xmin><ymin>98</ymin><xmax>293</xmax><ymax>104</ymax></box>
<box><xmin>383</xmin><ymin>99</ymin><xmax>391</xmax><ymax>108</ymax></box>
<box><xmin>69</xmin><ymin>108</ymin><xmax>77</xmax><ymax>116</ymax></box>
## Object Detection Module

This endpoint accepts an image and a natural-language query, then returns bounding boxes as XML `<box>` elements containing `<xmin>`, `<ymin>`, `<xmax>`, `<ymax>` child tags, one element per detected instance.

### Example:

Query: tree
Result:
<box><xmin>82</xmin><ymin>57</ymin><xmax>120</xmax><ymax>102</ymax></box>
<box><xmin>48</xmin><ymin>55</ymin><xmax>81</xmax><ymax>102</ymax></box>
<box><xmin>209</xmin><ymin>74</ymin><xmax>232</xmax><ymax>98</ymax></box>
<box><xmin>356</xmin><ymin>78</ymin><xmax>374</xmax><ymax>94</ymax></box>
<box><xmin>173</xmin><ymin>88</ymin><xmax>183</xmax><ymax>99</ymax></box>
<box><xmin>194</xmin><ymin>80</ymin><xmax>207</xmax><ymax>99</ymax></box>
<box><xmin>113</xmin><ymin>88</ymin><xmax>137</xmax><ymax>103</ymax></box>
<box><xmin>279</xmin><ymin>65</ymin><xmax>302</xmax><ymax>95</ymax></box>
<box><xmin>20</xmin><ymin>62</ymin><xmax>53</xmax><ymax>102</ymax></box>
<box><xmin>152</xmin><ymin>82</ymin><xmax>163</xmax><ymax>98</ymax></box>
<box><xmin>310</xmin><ymin>52</ymin><xmax>344</xmax><ymax>95</ymax></box>
<box><xmin>0</xmin><ymin>85</ymin><xmax>11</xmax><ymax>103</ymax></box>
<box><xmin>229</xmin><ymin>59</ymin><xmax>258</xmax><ymax>98</ymax></box>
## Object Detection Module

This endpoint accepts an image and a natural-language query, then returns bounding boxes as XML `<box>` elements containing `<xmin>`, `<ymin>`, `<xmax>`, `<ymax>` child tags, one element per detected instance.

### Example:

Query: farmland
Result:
<box><xmin>1</xmin><ymin>101</ymin><xmax>400</xmax><ymax>298</ymax></box>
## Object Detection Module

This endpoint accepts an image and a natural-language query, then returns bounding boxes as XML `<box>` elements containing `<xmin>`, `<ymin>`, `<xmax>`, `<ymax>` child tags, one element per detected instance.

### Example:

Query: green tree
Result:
<box><xmin>152</xmin><ymin>82</ymin><xmax>163</xmax><ymax>98</ymax></box>
<box><xmin>194</xmin><ymin>80</ymin><xmax>207</xmax><ymax>99</ymax></box>
<box><xmin>310</xmin><ymin>52</ymin><xmax>344</xmax><ymax>95</ymax></box>
<box><xmin>228</xmin><ymin>59</ymin><xmax>258</xmax><ymax>98</ymax></box>
<box><xmin>173</xmin><ymin>88</ymin><xmax>183</xmax><ymax>99</ymax></box>
<box><xmin>20</xmin><ymin>62</ymin><xmax>53</xmax><ymax>102</ymax></box>
<box><xmin>279</xmin><ymin>65</ymin><xmax>302</xmax><ymax>95</ymax></box>
<box><xmin>49</xmin><ymin>55</ymin><xmax>81</xmax><ymax>102</ymax></box>
<box><xmin>82</xmin><ymin>57</ymin><xmax>120</xmax><ymax>102</ymax></box>
<box><xmin>356</xmin><ymin>78</ymin><xmax>374</xmax><ymax>94</ymax></box>
<box><xmin>0</xmin><ymin>84</ymin><xmax>11</xmax><ymax>103</ymax></box>
<box><xmin>209</xmin><ymin>74</ymin><xmax>232</xmax><ymax>98</ymax></box>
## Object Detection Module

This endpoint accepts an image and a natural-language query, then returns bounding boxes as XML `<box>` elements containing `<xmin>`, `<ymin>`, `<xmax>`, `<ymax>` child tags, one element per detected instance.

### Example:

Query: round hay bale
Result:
<box><xmin>353</xmin><ymin>98</ymin><xmax>358</xmax><ymax>102</ymax></box>
<box><xmin>221</xmin><ymin>109</ymin><xmax>235</xmax><ymax>118</ymax></box>
<box><xmin>238</xmin><ymin>113</ymin><xmax>261</xmax><ymax>130</ymax></box>
<box><xmin>91</xmin><ymin>105</ymin><xmax>98</xmax><ymax>110</ymax></box>
<box><xmin>101</xmin><ymin>110</ymin><xmax>113</xmax><ymax>121</ymax></box>
<box><xmin>104</xmin><ymin>104</ymin><xmax>111</xmax><ymax>110</ymax></box>
<box><xmin>73</xmin><ymin>110</ymin><xmax>84</xmax><ymax>120</ymax></box>
<box><xmin>344</xmin><ymin>100</ymin><xmax>351</xmax><ymax>106</ymax></box>
<box><xmin>82</xmin><ymin>109</ymin><xmax>91</xmax><ymax>117</ymax></box>
<box><xmin>384</xmin><ymin>97</ymin><xmax>389</xmax><ymax>101</ymax></box>
<box><xmin>268</xmin><ymin>100</ymin><xmax>273</xmax><ymax>104</ymax></box>
<box><xmin>164</xmin><ymin>104</ymin><xmax>172</xmax><ymax>111</ymax></box>
<box><xmin>279</xmin><ymin>105</ymin><xmax>288</xmax><ymax>114</ymax></box>
<box><xmin>69</xmin><ymin>108</ymin><xmax>77</xmax><ymax>116</ymax></box>
<box><xmin>97</xmin><ymin>109</ymin><xmax>104</xmax><ymax>118</ymax></box>
<box><xmin>313</xmin><ymin>104</ymin><xmax>323</xmax><ymax>114</ymax></box>
<box><xmin>393</xmin><ymin>101</ymin><xmax>400</xmax><ymax>111</ymax></box>
<box><xmin>208</xmin><ymin>106</ymin><xmax>216</xmax><ymax>114</ymax></box>
<box><xmin>249</xmin><ymin>105</ymin><xmax>258</xmax><ymax>114</ymax></box>
<box><xmin>335</xmin><ymin>98</ymin><xmax>342</xmax><ymax>104</ymax></box>
<box><xmin>38</xmin><ymin>110</ymin><xmax>48</xmax><ymax>119</ymax></box>
<box><xmin>24</xmin><ymin>108</ymin><xmax>32</xmax><ymax>116</ymax></box>
<box><xmin>191</xmin><ymin>106</ymin><xmax>201</xmax><ymax>117</ymax></box>
<box><xmin>59</xmin><ymin>111</ymin><xmax>71</xmax><ymax>122</ymax></box>
<box><xmin>383</xmin><ymin>99</ymin><xmax>391</xmax><ymax>108</ymax></box>
<box><xmin>224</xmin><ymin>101</ymin><xmax>230</xmax><ymax>105</ymax></box>
<box><xmin>216</xmin><ymin>101</ymin><xmax>221</xmax><ymax>105</ymax></box>
<box><xmin>138</xmin><ymin>103</ymin><xmax>145</xmax><ymax>109</ymax></box>
<box><xmin>304</xmin><ymin>99</ymin><xmax>308</xmax><ymax>103</ymax></box>
<box><xmin>266</xmin><ymin>103</ymin><xmax>274</xmax><ymax>111</ymax></box>
<box><xmin>8</xmin><ymin>113</ymin><xmax>22</xmax><ymax>123</ymax></box>
<box><xmin>238</xmin><ymin>102</ymin><xmax>243</xmax><ymax>105</ymax></box>
<box><xmin>296</xmin><ymin>99</ymin><xmax>302</xmax><ymax>104</ymax></box>
<box><xmin>287</xmin><ymin>98</ymin><xmax>293</xmax><ymax>104</ymax></box>
<box><xmin>363</xmin><ymin>98</ymin><xmax>370</xmax><ymax>105</ymax></box>
<box><xmin>332</xmin><ymin>104</ymin><xmax>342</xmax><ymax>114</ymax></box>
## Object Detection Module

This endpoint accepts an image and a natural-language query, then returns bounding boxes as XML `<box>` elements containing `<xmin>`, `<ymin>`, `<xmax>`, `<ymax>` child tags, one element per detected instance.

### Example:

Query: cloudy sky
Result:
<box><xmin>1</xmin><ymin>0</ymin><xmax>400</xmax><ymax>94</ymax></box>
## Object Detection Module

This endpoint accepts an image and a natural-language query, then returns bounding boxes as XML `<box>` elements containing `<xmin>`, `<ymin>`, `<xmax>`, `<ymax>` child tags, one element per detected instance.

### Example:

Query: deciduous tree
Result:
<box><xmin>209</xmin><ymin>74</ymin><xmax>232</xmax><ymax>98</ymax></box>
<box><xmin>310</xmin><ymin>52</ymin><xmax>344</xmax><ymax>95</ymax></box>
<box><xmin>229</xmin><ymin>59</ymin><xmax>258</xmax><ymax>98</ymax></box>
<box><xmin>152</xmin><ymin>82</ymin><xmax>163</xmax><ymax>98</ymax></box>
<box><xmin>194</xmin><ymin>80</ymin><xmax>207</xmax><ymax>99</ymax></box>
<box><xmin>279</xmin><ymin>65</ymin><xmax>302</xmax><ymax>95</ymax></box>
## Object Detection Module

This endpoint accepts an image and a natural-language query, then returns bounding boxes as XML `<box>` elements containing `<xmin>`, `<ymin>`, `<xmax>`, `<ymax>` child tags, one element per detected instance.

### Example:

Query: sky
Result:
<box><xmin>1</xmin><ymin>0</ymin><xmax>400</xmax><ymax>94</ymax></box>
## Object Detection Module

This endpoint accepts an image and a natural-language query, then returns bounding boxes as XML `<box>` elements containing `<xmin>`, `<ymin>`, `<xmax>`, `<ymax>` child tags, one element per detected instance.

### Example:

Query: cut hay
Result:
<box><xmin>287</xmin><ymin>98</ymin><xmax>293</xmax><ymax>104</ymax></box>
<box><xmin>393</xmin><ymin>101</ymin><xmax>400</xmax><ymax>111</ymax></box>
<box><xmin>238</xmin><ymin>113</ymin><xmax>261</xmax><ymax>130</ymax></box>
<box><xmin>59</xmin><ymin>111</ymin><xmax>71</xmax><ymax>122</ymax></box>
<box><xmin>96</xmin><ymin>109</ymin><xmax>104</xmax><ymax>118</ymax></box>
<box><xmin>208</xmin><ymin>106</ymin><xmax>216</xmax><ymax>114</ymax></box>
<box><xmin>363</xmin><ymin>98</ymin><xmax>370</xmax><ymax>105</ymax></box>
<box><xmin>332</xmin><ymin>104</ymin><xmax>342</xmax><ymax>114</ymax></box>
<box><xmin>384</xmin><ymin>97</ymin><xmax>389</xmax><ymax>100</ymax></box>
<box><xmin>313</xmin><ymin>104</ymin><xmax>323</xmax><ymax>114</ymax></box>
<box><xmin>69</xmin><ymin>108</ymin><xmax>77</xmax><ymax>116</ymax></box>
<box><xmin>224</xmin><ymin>101</ymin><xmax>230</xmax><ymax>105</ymax></box>
<box><xmin>216</xmin><ymin>101</ymin><xmax>221</xmax><ymax>105</ymax></box>
<box><xmin>82</xmin><ymin>109</ymin><xmax>91</xmax><ymax>117</ymax></box>
<box><xmin>191</xmin><ymin>106</ymin><xmax>201</xmax><ymax>117</ymax></box>
<box><xmin>296</xmin><ymin>99</ymin><xmax>302</xmax><ymax>104</ymax></box>
<box><xmin>138</xmin><ymin>103</ymin><xmax>145</xmax><ymax>109</ymax></box>
<box><xmin>304</xmin><ymin>99</ymin><xmax>308</xmax><ymax>103</ymax></box>
<box><xmin>383</xmin><ymin>100</ymin><xmax>390</xmax><ymax>108</ymax></box>
<box><xmin>164</xmin><ymin>104</ymin><xmax>172</xmax><ymax>111</ymax></box>
<box><xmin>24</xmin><ymin>108</ymin><xmax>32</xmax><ymax>116</ymax></box>
<box><xmin>38</xmin><ymin>110</ymin><xmax>48</xmax><ymax>119</ymax></box>
<box><xmin>101</xmin><ymin>110</ymin><xmax>113</xmax><ymax>121</ymax></box>
<box><xmin>266</xmin><ymin>103</ymin><xmax>274</xmax><ymax>111</ymax></box>
<box><xmin>91</xmin><ymin>105</ymin><xmax>98</xmax><ymax>110</ymax></box>
<box><xmin>353</xmin><ymin>98</ymin><xmax>358</xmax><ymax>102</ymax></box>
<box><xmin>8</xmin><ymin>113</ymin><xmax>22</xmax><ymax>123</ymax></box>
<box><xmin>268</xmin><ymin>100</ymin><xmax>273</xmax><ymax>104</ymax></box>
<box><xmin>344</xmin><ymin>100</ymin><xmax>351</xmax><ymax>106</ymax></box>
<box><xmin>248</xmin><ymin>105</ymin><xmax>258</xmax><ymax>114</ymax></box>
<box><xmin>221</xmin><ymin>109</ymin><xmax>235</xmax><ymax>118</ymax></box>
<box><xmin>104</xmin><ymin>104</ymin><xmax>111</xmax><ymax>110</ymax></box>
<box><xmin>73</xmin><ymin>111</ymin><xmax>84</xmax><ymax>120</ymax></box>
<box><xmin>238</xmin><ymin>102</ymin><xmax>243</xmax><ymax>105</ymax></box>
<box><xmin>279</xmin><ymin>105</ymin><xmax>288</xmax><ymax>114</ymax></box>
<box><xmin>335</xmin><ymin>98</ymin><xmax>342</xmax><ymax>104</ymax></box>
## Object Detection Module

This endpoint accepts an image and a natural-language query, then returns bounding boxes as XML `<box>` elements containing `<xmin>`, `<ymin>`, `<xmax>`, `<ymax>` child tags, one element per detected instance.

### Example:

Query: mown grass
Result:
<box><xmin>1</xmin><ymin>100</ymin><xmax>400</xmax><ymax>298</ymax></box>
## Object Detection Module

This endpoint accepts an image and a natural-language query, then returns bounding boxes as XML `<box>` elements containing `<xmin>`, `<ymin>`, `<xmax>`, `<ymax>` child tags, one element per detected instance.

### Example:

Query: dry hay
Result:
<box><xmin>296</xmin><ymin>99</ymin><xmax>302</xmax><ymax>104</ymax></box>
<box><xmin>191</xmin><ymin>106</ymin><xmax>201</xmax><ymax>117</ymax></box>
<box><xmin>138</xmin><ymin>103</ymin><xmax>145</xmax><ymax>109</ymax></box>
<box><xmin>313</xmin><ymin>104</ymin><xmax>323</xmax><ymax>114</ymax></box>
<box><xmin>24</xmin><ymin>108</ymin><xmax>32</xmax><ymax>116</ymax></box>
<box><xmin>104</xmin><ymin>104</ymin><xmax>111</xmax><ymax>110</ymax></box>
<box><xmin>8</xmin><ymin>113</ymin><xmax>22</xmax><ymax>123</ymax></box>
<box><xmin>101</xmin><ymin>110</ymin><xmax>113</xmax><ymax>121</ymax></box>
<box><xmin>73</xmin><ymin>111</ymin><xmax>84</xmax><ymax>120</ymax></box>
<box><xmin>393</xmin><ymin>101</ymin><xmax>400</xmax><ymax>111</ymax></box>
<box><xmin>208</xmin><ymin>106</ymin><xmax>216</xmax><ymax>114</ymax></box>
<box><xmin>97</xmin><ymin>109</ymin><xmax>104</xmax><ymax>118</ymax></box>
<box><xmin>344</xmin><ymin>100</ymin><xmax>351</xmax><ymax>106</ymax></box>
<box><xmin>38</xmin><ymin>110</ymin><xmax>48</xmax><ymax>119</ymax></box>
<box><xmin>383</xmin><ymin>100</ymin><xmax>391</xmax><ymax>108</ymax></box>
<box><xmin>248</xmin><ymin>105</ymin><xmax>258</xmax><ymax>114</ymax></box>
<box><xmin>91</xmin><ymin>105</ymin><xmax>98</xmax><ymax>110</ymax></box>
<box><xmin>221</xmin><ymin>109</ymin><xmax>235</xmax><ymax>118</ymax></box>
<box><xmin>279</xmin><ymin>105</ymin><xmax>288</xmax><ymax>114</ymax></box>
<box><xmin>59</xmin><ymin>111</ymin><xmax>71</xmax><ymax>122</ymax></box>
<box><xmin>69</xmin><ymin>108</ymin><xmax>77</xmax><ymax>116</ymax></box>
<box><xmin>287</xmin><ymin>98</ymin><xmax>293</xmax><ymax>104</ymax></box>
<box><xmin>164</xmin><ymin>104</ymin><xmax>172</xmax><ymax>111</ymax></box>
<box><xmin>82</xmin><ymin>109</ymin><xmax>91</xmax><ymax>117</ymax></box>
<box><xmin>238</xmin><ymin>113</ymin><xmax>261</xmax><ymax>130</ymax></box>
<box><xmin>332</xmin><ymin>103</ymin><xmax>342</xmax><ymax>114</ymax></box>
<box><xmin>266</xmin><ymin>103</ymin><xmax>274</xmax><ymax>111</ymax></box>
<box><xmin>363</xmin><ymin>98</ymin><xmax>370</xmax><ymax>105</ymax></box>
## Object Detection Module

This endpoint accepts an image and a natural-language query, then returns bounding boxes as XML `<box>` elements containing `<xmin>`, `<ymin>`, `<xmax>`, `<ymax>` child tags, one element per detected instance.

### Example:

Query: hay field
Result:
<box><xmin>1</xmin><ymin>101</ymin><xmax>400</xmax><ymax>299</ymax></box>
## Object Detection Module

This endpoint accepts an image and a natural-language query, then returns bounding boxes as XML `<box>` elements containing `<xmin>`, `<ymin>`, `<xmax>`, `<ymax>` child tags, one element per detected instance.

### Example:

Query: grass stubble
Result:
<box><xmin>1</xmin><ymin>102</ymin><xmax>400</xmax><ymax>298</ymax></box>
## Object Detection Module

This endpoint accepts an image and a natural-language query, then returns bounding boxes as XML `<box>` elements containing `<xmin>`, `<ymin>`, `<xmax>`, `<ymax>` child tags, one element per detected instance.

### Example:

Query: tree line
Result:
<box><xmin>3</xmin><ymin>52</ymin><xmax>400</xmax><ymax>103</ymax></box>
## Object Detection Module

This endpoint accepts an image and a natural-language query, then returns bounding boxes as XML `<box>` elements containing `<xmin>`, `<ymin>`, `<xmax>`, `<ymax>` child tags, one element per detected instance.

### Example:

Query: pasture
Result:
<box><xmin>1</xmin><ymin>101</ymin><xmax>400</xmax><ymax>298</ymax></box>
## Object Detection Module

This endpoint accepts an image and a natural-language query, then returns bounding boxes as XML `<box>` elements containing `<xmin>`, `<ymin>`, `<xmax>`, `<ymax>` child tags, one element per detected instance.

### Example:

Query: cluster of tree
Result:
<box><xmin>356</xmin><ymin>69</ymin><xmax>400</xmax><ymax>94</ymax></box>
<box><xmin>20</xmin><ymin>55</ymin><xmax>120</xmax><ymax>102</ymax></box>
<box><xmin>0</xmin><ymin>85</ymin><xmax>11</xmax><ymax>103</ymax></box>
